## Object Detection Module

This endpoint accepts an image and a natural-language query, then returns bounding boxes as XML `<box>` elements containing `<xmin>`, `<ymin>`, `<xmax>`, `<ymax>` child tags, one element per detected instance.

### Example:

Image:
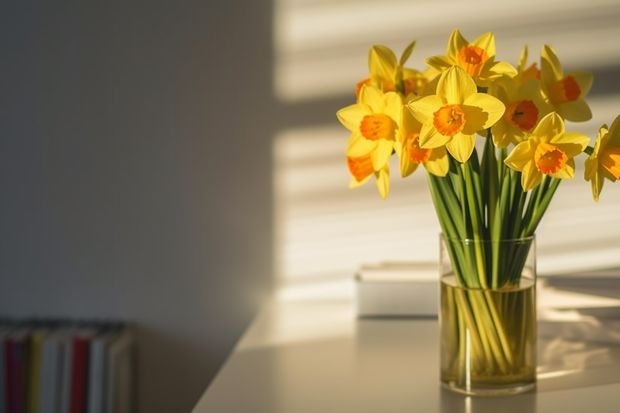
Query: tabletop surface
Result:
<box><xmin>192</xmin><ymin>276</ymin><xmax>620</xmax><ymax>413</ymax></box>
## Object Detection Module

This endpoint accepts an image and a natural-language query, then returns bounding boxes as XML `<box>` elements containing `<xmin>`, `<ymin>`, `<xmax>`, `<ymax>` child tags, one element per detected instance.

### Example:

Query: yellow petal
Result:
<box><xmin>518</xmin><ymin>45</ymin><xmax>529</xmax><ymax>72</ymax></box>
<box><xmin>505</xmin><ymin>140</ymin><xmax>534</xmax><ymax>170</ymax></box>
<box><xmin>407</xmin><ymin>95</ymin><xmax>443</xmax><ymax>123</ymax></box>
<box><xmin>384</xmin><ymin>92</ymin><xmax>404</xmax><ymax>124</ymax></box>
<box><xmin>399</xmin><ymin>151</ymin><xmax>419</xmax><ymax>177</ymax></box>
<box><xmin>337</xmin><ymin>104</ymin><xmax>368</xmax><ymax>132</ymax></box>
<box><xmin>541</xmin><ymin>45</ymin><xmax>563</xmax><ymax>82</ymax></box>
<box><xmin>369</xmin><ymin>45</ymin><xmax>397</xmax><ymax>81</ymax></box>
<box><xmin>424</xmin><ymin>147</ymin><xmax>449</xmax><ymax>176</ymax></box>
<box><xmin>607</xmin><ymin>115</ymin><xmax>620</xmax><ymax>146</ymax></box>
<box><xmin>533</xmin><ymin>112</ymin><xmax>564</xmax><ymax>141</ymax></box>
<box><xmin>555</xmin><ymin>132</ymin><xmax>590</xmax><ymax>156</ymax></box>
<box><xmin>448</xmin><ymin>29</ymin><xmax>467</xmax><ymax>57</ymax></box>
<box><xmin>591</xmin><ymin>172</ymin><xmax>604</xmax><ymax>202</ymax></box>
<box><xmin>360</xmin><ymin>85</ymin><xmax>385</xmax><ymax>110</ymax></box>
<box><xmin>419</xmin><ymin>121</ymin><xmax>451</xmax><ymax>148</ymax></box>
<box><xmin>437</xmin><ymin>66</ymin><xmax>476</xmax><ymax>104</ymax></box>
<box><xmin>491</xmin><ymin>121</ymin><xmax>511</xmax><ymax>148</ymax></box>
<box><xmin>446</xmin><ymin>133</ymin><xmax>476</xmax><ymax>163</ymax></box>
<box><xmin>471</xmin><ymin>32</ymin><xmax>495</xmax><ymax>57</ymax></box>
<box><xmin>425</xmin><ymin>55</ymin><xmax>453</xmax><ymax>72</ymax></box>
<box><xmin>371</xmin><ymin>139</ymin><xmax>394</xmax><ymax>169</ymax></box>
<box><xmin>559</xmin><ymin>99</ymin><xmax>592</xmax><ymax>122</ymax></box>
<box><xmin>399</xmin><ymin>40</ymin><xmax>416</xmax><ymax>66</ymax></box>
<box><xmin>463</xmin><ymin>93</ymin><xmax>505</xmax><ymax>128</ymax></box>
<box><xmin>521</xmin><ymin>161</ymin><xmax>542</xmax><ymax>191</ymax></box>
<box><xmin>375</xmin><ymin>167</ymin><xmax>390</xmax><ymax>199</ymax></box>
<box><xmin>551</xmin><ymin>158</ymin><xmax>575</xmax><ymax>179</ymax></box>
<box><xmin>487</xmin><ymin>60</ymin><xmax>518</xmax><ymax>78</ymax></box>
<box><xmin>346</xmin><ymin>135</ymin><xmax>375</xmax><ymax>157</ymax></box>
<box><xmin>584</xmin><ymin>156</ymin><xmax>597</xmax><ymax>179</ymax></box>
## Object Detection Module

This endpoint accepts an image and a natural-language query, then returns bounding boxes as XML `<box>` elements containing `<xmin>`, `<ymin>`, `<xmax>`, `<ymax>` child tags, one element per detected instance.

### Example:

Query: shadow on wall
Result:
<box><xmin>0</xmin><ymin>1</ymin><xmax>275</xmax><ymax>412</ymax></box>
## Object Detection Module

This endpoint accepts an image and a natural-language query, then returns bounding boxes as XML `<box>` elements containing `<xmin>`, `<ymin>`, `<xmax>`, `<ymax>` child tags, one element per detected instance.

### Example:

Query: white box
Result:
<box><xmin>354</xmin><ymin>261</ymin><xmax>439</xmax><ymax>318</ymax></box>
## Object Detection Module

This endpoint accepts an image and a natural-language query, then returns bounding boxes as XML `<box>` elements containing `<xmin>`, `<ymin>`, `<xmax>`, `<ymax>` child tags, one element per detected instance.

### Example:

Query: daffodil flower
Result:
<box><xmin>426</xmin><ymin>29</ymin><xmax>516</xmax><ymax>87</ymax></box>
<box><xmin>515</xmin><ymin>45</ymin><xmax>540</xmax><ymax>85</ymax></box>
<box><xmin>355</xmin><ymin>45</ymin><xmax>399</xmax><ymax>96</ymax></box>
<box><xmin>337</xmin><ymin>85</ymin><xmax>401</xmax><ymax>171</ymax></box>
<box><xmin>346</xmin><ymin>154</ymin><xmax>391</xmax><ymax>199</ymax></box>
<box><xmin>407</xmin><ymin>66</ymin><xmax>505</xmax><ymax>163</ymax></box>
<box><xmin>490</xmin><ymin>75</ymin><xmax>551</xmax><ymax>147</ymax></box>
<box><xmin>396</xmin><ymin>109</ymin><xmax>449</xmax><ymax>178</ymax></box>
<box><xmin>337</xmin><ymin>85</ymin><xmax>401</xmax><ymax>198</ymax></box>
<box><xmin>505</xmin><ymin>112</ymin><xmax>589</xmax><ymax>191</ymax></box>
<box><xmin>541</xmin><ymin>45</ymin><xmax>593</xmax><ymax>122</ymax></box>
<box><xmin>355</xmin><ymin>42</ymin><xmax>429</xmax><ymax>98</ymax></box>
<box><xmin>585</xmin><ymin>115</ymin><xmax>620</xmax><ymax>201</ymax></box>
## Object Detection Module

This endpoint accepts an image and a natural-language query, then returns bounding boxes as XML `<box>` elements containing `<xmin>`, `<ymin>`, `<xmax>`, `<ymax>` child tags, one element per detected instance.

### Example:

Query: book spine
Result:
<box><xmin>6</xmin><ymin>336</ymin><xmax>29</xmax><ymax>413</ymax></box>
<box><xmin>1</xmin><ymin>332</ymin><xmax>6</xmax><ymax>413</ymax></box>
<box><xmin>68</xmin><ymin>338</ymin><xmax>89</xmax><ymax>413</ymax></box>
<box><xmin>86</xmin><ymin>339</ymin><xmax>106</xmax><ymax>413</ymax></box>
<box><xmin>59</xmin><ymin>339</ymin><xmax>73</xmax><ymax>413</ymax></box>
<box><xmin>27</xmin><ymin>333</ymin><xmax>43</xmax><ymax>413</ymax></box>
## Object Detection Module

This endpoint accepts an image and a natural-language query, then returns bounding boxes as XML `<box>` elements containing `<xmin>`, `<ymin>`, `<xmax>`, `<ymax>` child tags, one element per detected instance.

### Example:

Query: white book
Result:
<box><xmin>355</xmin><ymin>261</ymin><xmax>439</xmax><ymax>317</ymax></box>
<box><xmin>58</xmin><ymin>330</ymin><xmax>74</xmax><ymax>413</ymax></box>
<box><xmin>87</xmin><ymin>328</ymin><xmax>121</xmax><ymax>413</ymax></box>
<box><xmin>38</xmin><ymin>331</ymin><xmax>66</xmax><ymax>413</ymax></box>
<box><xmin>105</xmin><ymin>329</ymin><xmax>134</xmax><ymax>413</ymax></box>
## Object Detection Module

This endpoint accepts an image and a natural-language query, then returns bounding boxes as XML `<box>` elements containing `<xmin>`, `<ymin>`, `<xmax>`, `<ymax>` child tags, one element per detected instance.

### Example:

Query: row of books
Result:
<box><xmin>0</xmin><ymin>319</ymin><xmax>134</xmax><ymax>413</ymax></box>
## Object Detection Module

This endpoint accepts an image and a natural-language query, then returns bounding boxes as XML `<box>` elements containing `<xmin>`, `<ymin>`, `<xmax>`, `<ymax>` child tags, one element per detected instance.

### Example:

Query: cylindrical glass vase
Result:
<box><xmin>439</xmin><ymin>235</ymin><xmax>537</xmax><ymax>396</ymax></box>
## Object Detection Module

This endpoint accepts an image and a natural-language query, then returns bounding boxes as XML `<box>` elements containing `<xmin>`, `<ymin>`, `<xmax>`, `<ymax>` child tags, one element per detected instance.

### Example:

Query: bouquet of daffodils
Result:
<box><xmin>337</xmin><ymin>29</ymin><xmax>620</xmax><ymax>289</ymax></box>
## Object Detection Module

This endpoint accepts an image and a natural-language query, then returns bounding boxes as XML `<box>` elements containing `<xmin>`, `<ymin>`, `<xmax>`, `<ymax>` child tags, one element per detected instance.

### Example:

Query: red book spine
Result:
<box><xmin>5</xmin><ymin>337</ymin><xmax>27</xmax><ymax>413</ymax></box>
<box><xmin>69</xmin><ymin>337</ymin><xmax>90</xmax><ymax>413</ymax></box>
<box><xmin>4</xmin><ymin>340</ymin><xmax>12</xmax><ymax>413</ymax></box>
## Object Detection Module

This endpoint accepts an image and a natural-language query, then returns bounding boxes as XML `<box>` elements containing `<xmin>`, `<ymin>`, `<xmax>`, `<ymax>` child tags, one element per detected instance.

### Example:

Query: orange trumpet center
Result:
<box><xmin>506</xmin><ymin>100</ymin><xmax>539</xmax><ymax>131</ymax></box>
<box><xmin>601</xmin><ymin>147</ymin><xmax>620</xmax><ymax>179</ymax></box>
<box><xmin>347</xmin><ymin>155</ymin><xmax>374</xmax><ymax>182</ymax></box>
<box><xmin>433</xmin><ymin>105</ymin><xmax>466</xmax><ymax>137</ymax></box>
<box><xmin>549</xmin><ymin>75</ymin><xmax>581</xmax><ymax>104</ymax></box>
<box><xmin>360</xmin><ymin>114</ymin><xmax>395</xmax><ymax>141</ymax></box>
<box><xmin>406</xmin><ymin>132</ymin><xmax>432</xmax><ymax>163</ymax></box>
<box><xmin>458</xmin><ymin>45</ymin><xmax>489</xmax><ymax>78</ymax></box>
<box><xmin>535</xmin><ymin>142</ymin><xmax>568</xmax><ymax>174</ymax></box>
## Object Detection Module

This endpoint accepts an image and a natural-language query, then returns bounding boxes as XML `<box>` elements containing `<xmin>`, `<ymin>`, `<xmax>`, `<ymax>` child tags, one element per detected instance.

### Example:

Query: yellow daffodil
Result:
<box><xmin>396</xmin><ymin>109</ymin><xmax>449</xmax><ymax>177</ymax></box>
<box><xmin>407</xmin><ymin>66</ymin><xmax>505</xmax><ymax>163</ymax></box>
<box><xmin>337</xmin><ymin>85</ymin><xmax>401</xmax><ymax>170</ymax></box>
<box><xmin>347</xmin><ymin>154</ymin><xmax>391</xmax><ymax>199</ymax></box>
<box><xmin>505</xmin><ymin>112</ymin><xmax>589</xmax><ymax>191</ymax></box>
<box><xmin>541</xmin><ymin>45</ymin><xmax>593</xmax><ymax>122</ymax></box>
<box><xmin>585</xmin><ymin>114</ymin><xmax>620</xmax><ymax>201</ymax></box>
<box><xmin>515</xmin><ymin>45</ymin><xmax>540</xmax><ymax>85</ymax></box>
<box><xmin>337</xmin><ymin>85</ymin><xmax>401</xmax><ymax>198</ymax></box>
<box><xmin>426</xmin><ymin>29</ymin><xmax>517</xmax><ymax>87</ymax></box>
<box><xmin>490</xmin><ymin>75</ymin><xmax>551</xmax><ymax>147</ymax></box>
<box><xmin>355</xmin><ymin>42</ymin><xmax>428</xmax><ymax>98</ymax></box>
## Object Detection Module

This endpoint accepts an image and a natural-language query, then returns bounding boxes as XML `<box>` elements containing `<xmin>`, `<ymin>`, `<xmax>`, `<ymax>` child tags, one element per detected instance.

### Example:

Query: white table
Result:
<box><xmin>192</xmin><ymin>278</ymin><xmax>620</xmax><ymax>412</ymax></box>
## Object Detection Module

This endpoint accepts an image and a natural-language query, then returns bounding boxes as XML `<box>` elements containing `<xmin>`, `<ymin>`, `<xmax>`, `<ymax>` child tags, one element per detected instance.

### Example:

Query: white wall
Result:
<box><xmin>0</xmin><ymin>1</ymin><xmax>274</xmax><ymax>412</ymax></box>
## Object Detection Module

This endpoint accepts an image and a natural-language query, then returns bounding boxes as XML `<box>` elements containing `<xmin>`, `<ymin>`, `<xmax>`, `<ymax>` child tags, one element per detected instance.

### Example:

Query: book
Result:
<box><xmin>5</xmin><ymin>328</ymin><xmax>30</xmax><ymax>413</ymax></box>
<box><xmin>69</xmin><ymin>332</ymin><xmax>90</xmax><ymax>413</ymax></box>
<box><xmin>0</xmin><ymin>320</ymin><xmax>133</xmax><ymax>413</ymax></box>
<box><xmin>37</xmin><ymin>330</ymin><xmax>67</xmax><ymax>413</ymax></box>
<box><xmin>105</xmin><ymin>329</ymin><xmax>134</xmax><ymax>413</ymax></box>
<box><xmin>87</xmin><ymin>326</ymin><xmax>121</xmax><ymax>413</ymax></box>
<box><xmin>355</xmin><ymin>261</ymin><xmax>439</xmax><ymax>317</ymax></box>
<box><xmin>0</xmin><ymin>326</ymin><xmax>11</xmax><ymax>413</ymax></box>
<box><xmin>26</xmin><ymin>329</ymin><xmax>45</xmax><ymax>413</ymax></box>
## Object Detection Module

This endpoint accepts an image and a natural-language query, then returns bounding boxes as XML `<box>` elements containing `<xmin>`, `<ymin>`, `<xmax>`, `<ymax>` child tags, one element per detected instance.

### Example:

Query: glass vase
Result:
<box><xmin>439</xmin><ymin>235</ymin><xmax>537</xmax><ymax>396</ymax></box>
